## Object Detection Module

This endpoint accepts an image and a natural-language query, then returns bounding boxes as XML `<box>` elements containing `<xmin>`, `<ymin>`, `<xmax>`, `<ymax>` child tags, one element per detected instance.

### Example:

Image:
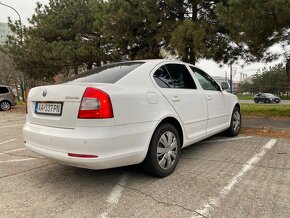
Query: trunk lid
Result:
<box><xmin>27</xmin><ymin>84</ymin><xmax>86</xmax><ymax>128</ymax></box>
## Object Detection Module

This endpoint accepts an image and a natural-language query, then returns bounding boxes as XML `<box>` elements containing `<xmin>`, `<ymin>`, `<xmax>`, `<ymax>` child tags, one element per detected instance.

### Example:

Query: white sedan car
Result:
<box><xmin>24</xmin><ymin>59</ymin><xmax>241</xmax><ymax>177</ymax></box>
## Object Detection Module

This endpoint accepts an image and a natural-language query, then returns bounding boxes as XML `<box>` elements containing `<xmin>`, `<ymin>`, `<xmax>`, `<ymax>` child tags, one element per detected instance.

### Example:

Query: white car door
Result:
<box><xmin>189</xmin><ymin>66</ymin><xmax>231</xmax><ymax>134</ymax></box>
<box><xmin>152</xmin><ymin>63</ymin><xmax>208</xmax><ymax>140</ymax></box>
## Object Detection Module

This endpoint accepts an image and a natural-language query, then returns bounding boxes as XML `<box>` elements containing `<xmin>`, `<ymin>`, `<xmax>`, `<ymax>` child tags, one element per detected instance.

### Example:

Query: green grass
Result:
<box><xmin>238</xmin><ymin>94</ymin><xmax>290</xmax><ymax>100</ymax></box>
<box><xmin>17</xmin><ymin>100</ymin><xmax>25</xmax><ymax>106</ymax></box>
<box><xmin>241</xmin><ymin>103</ymin><xmax>290</xmax><ymax>117</ymax></box>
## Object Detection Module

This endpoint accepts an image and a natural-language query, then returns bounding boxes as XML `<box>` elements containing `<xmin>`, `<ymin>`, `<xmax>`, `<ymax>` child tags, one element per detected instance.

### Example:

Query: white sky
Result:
<box><xmin>0</xmin><ymin>0</ymin><xmax>287</xmax><ymax>81</ymax></box>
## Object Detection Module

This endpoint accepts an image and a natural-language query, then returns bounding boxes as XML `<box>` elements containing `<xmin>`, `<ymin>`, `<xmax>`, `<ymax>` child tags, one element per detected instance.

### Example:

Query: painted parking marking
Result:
<box><xmin>0</xmin><ymin>124</ymin><xmax>24</xmax><ymax>129</ymax></box>
<box><xmin>0</xmin><ymin>139</ymin><xmax>16</xmax><ymax>145</ymax></box>
<box><xmin>200</xmin><ymin>136</ymin><xmax>253</xmax><ymax>144</ymax></box>
<box><xmin>0</xmin><ymin>116</ymin><xmax>26</xmax><ymax>123</ymax></box>
<box><xmin>100</xmin><ymin>173</ymin><xmax>129</xmax><ymax>218</ymax></box>
<box><xmin>0</xmin><ymin>147</ymin><xmax>27</xmax><ymax>156</ymax></box>
<box><xmin>0</xmin><ymin>157</ymin><xmax>42</xmax><ymax>163</ymax></box>
<box><xmin>192</xmin><ymin>138</ymin><xmax>277</xmax><ymax>218</ymax></box>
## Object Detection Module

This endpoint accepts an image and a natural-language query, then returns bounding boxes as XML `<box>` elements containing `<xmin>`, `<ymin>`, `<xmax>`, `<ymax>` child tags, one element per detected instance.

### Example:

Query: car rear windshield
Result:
<box><xmin>67</xmin><ymin>62</ymin><xmax>144</xmax><ymax>84</ymax></box>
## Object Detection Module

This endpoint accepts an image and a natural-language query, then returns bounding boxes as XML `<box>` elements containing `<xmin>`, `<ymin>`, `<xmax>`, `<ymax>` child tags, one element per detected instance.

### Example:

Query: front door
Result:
<box><xmin>189</xmin><ymin>66</ymin><xmax>231</xmax><ymax>134</ymax></box>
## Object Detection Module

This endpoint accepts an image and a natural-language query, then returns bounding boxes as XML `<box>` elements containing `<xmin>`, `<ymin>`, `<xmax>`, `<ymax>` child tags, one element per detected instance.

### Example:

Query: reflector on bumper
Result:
<box><xmin>68</xmin><ymin>153</ymin><xmax>98</xmax><ymax>158</ymax></box>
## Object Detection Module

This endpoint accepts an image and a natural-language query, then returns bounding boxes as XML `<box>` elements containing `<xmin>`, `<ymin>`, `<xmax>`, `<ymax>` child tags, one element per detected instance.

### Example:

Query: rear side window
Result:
<box><xmin>68</xmin><ymin>62</ymin><xmax>144</xmax><ymax>84</ymax></box>
<box><xmin>153</xmin><ymin>66</ymin><xmax>174</xmax><ymax>88</ymax></box>
<box><xmin>0</xmin><ymin>87</ymin><xmax>9</xmax><ymax>94</ymax></box>
<box><xmin>153</xmin><ymin>64</ymin><xmax>197</xmax><ymax>89</ymax></box>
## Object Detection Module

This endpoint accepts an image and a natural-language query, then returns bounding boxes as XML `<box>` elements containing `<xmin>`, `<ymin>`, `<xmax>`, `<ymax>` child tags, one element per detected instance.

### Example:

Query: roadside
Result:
<box><xmin>242</xmin><ymin>115</ymin><xmax>290</xmax><ymax>139</ymax></box>
<box><xmin>239</xmin><ymin>100</ymin><xmax>290</xmax><ymax>105</ymax></box>
<box><xmin>8</xmin><ymin>105</ymin><xmax>25</xmax><ymax>113</ymax></box>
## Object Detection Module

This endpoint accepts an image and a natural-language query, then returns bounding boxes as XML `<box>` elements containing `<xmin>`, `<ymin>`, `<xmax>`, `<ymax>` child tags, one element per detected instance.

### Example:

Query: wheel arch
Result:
<box><xmin>234</xmin><ymin>103</ymin><xmax>240</xmax><ymax>111</ymax></box>
<box><xmin>153</xmin><ymin>116</ymin><xmax>184</xmax><ymax>148</ymax></box>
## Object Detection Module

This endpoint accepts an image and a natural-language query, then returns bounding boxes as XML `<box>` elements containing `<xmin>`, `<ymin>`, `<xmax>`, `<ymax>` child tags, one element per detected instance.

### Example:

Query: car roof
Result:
<box><xmin>118</xmin><ymin>59</ymin><xmax>185</xmax><ymax>65</ymax></box>
<box><xmin>0</xmin><ymin>85</ymin><xmax>11</xmax><ymax>88</ymax></box>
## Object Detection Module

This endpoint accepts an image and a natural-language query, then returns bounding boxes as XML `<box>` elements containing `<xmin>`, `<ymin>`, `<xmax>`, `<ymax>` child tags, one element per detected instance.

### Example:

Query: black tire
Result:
<box><xmin>254</xmin><ymin>99</ymin><xmax>258</xmax><ymax>103</ymax></box>
<box><xmin>225</xmin><ymin>106</ymin><xmax>241</xmax><ymax>137</ymax></box>
<box><xmin>143</xmin><ymin>123</ymin><xmax>181</xmax><ymax>177</ymax></box>
<box><xmin>265</xmin><ymin>99</ymin><xmax>270</xmax><ymax>104</ymax></box>
<box><xmin>0</xmin><ymin>101</ymin><xmax>11</xmax><ymax>111</ymax></box>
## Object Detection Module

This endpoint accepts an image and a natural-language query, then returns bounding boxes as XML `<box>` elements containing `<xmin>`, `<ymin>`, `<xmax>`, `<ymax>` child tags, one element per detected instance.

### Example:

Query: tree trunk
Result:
<box><xmin>287</xmin><ymin>58</ymin><xmax>290</xmax><ymax>92</ymax></box>
<box><xmin>188</xmin><ymin>0</ymin><xmax>197</xmax><ymax>65</ymax></box>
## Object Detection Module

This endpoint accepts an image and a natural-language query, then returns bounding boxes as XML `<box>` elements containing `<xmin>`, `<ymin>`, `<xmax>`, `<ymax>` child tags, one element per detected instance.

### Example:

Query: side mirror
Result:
<box><xmin>221</xmin><ymin>82</ymin><xmax>230</xmax><ymax>90</ymax></box>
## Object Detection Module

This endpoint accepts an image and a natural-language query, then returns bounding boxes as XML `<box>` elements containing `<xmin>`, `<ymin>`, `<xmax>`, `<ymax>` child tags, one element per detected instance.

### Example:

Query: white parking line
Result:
<box><xmin>0</xmin><ymin>157</ymin><xmax>40</xmax><ymax>163</ymax></box>
<box><xmin>0</xmin><ymin>139</ymin><xmax>16</xmax><ymax>145</ymax></box>
<box><xmin>0</xmin><ymin>116</ymin><xmax>26</xmax><ymax>123</ymax></box>
<box><xmin>200</xmin><ymin>136</ymin><xmax>253</xmax><ymax>144</ymax></box>
<box><xmin>100</xmin><ymin>173</ymin><xmax>129</xmax><ymax>218</ymax></box>
<box><xmin>0</xmin><ymin>147</ymin><xmax>27</xmax><ymax>155</ymax></box>
<box><xmin>192</xmin><ymin>138</ymin><xmax>277</xmax><ymax>218</ymax></box>
<box><xmin>0</xmin><ymin>124</ymin><xmax>24</xmax><ymax>129</ymax></box>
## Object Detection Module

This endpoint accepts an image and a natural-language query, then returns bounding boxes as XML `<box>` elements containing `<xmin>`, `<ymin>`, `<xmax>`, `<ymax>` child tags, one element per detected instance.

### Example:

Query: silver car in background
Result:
<box><xmin>0</xmin><ymin>85</ymin><xmax>17</xmax><ymax>111</ymax></box>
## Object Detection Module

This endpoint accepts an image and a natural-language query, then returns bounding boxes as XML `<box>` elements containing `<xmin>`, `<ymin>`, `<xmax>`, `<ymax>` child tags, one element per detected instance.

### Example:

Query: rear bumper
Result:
<box><xmin>23</xmin><ymin>121</ymin><xmax>157</xmax><ymax>170</ymax></box>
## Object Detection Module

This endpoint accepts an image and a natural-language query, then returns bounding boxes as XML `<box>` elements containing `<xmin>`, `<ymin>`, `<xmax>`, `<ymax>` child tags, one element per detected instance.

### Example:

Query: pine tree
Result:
<box><xmin>216</xmin><ymin>0</ymin><xmax>290</xmax><ymax>90</ymax></box>
<box><xmin>6</xmin><ymin>0</ymin><xmax>110</xmax><ymax>79</ymax></box>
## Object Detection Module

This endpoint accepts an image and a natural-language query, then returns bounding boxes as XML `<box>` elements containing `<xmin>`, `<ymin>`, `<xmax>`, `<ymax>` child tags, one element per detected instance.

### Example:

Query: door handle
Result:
<box><xmin>206</xmin><ymin>95</ymin><xmax>212</xmax><ymax>100</ymax></box>
<box><xmin>171</xmin><ymin>96</ymin><xmax>180</xmax><ymax>102</ymax></box>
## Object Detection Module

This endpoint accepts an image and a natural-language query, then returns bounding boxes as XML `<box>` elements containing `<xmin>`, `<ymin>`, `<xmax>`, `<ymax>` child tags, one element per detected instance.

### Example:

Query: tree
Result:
<box><xmin>104</xmin><ymin>0</ymin><xmax>243</xmax><ymax>65</ymax></box>
<box><xmin>216</xmin><ymin>0</ymin><xmax>290</xmax><ymax>90</ymax></box>
<box><xmin>238</xmin><ymin>63</ymin><xmax>288</xmax><ymax>95</ymax></box>
<box><xmin>0</xmin><ymin>51</ymin><xmax>29</xmax><ymax>100</ymax></box>
<box><xmin>169</xmin><ymin>0</ymin><xmax>243</xmax><ymax>64</ymax></box>
<box><xmin>6</xmin><ymin>0</ymin><xmax>112</xmax><ymax>80</ymax></box>
<box><xmin>103</xmin><ymin>0</ymin><xmax>169</xmax><ymax>60</ymax></box>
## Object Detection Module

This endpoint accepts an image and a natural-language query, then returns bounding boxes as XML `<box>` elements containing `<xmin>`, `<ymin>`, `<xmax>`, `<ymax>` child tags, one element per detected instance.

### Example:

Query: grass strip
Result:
<box><xmin>241</xmin><ymin>103</ymin><xmax>290</xmax><ymax>117</ymax></box>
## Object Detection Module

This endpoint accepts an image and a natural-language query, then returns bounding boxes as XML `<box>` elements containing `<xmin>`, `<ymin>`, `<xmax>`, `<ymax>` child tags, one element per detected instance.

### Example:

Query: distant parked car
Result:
<box><xmin>0</xmin><ymin>85</ymin><xmax>17</xmax><ymax>111</ymax></box>
<box><xmin>254</xmin><ymin>93</ymin><xmax>280</xmax><ymax>104</ymax></box>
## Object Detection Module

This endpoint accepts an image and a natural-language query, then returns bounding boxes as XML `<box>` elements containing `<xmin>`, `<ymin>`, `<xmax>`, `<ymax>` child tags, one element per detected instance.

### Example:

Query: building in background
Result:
<box><xmin>0</xmin><ymin>22</ymin><xmax>13</xmax><ymax>45</ymax></box>
<box><xmin>213</xmin><ymin>76</ymin><xmax>238</xmax><ymax>93</ymax></box>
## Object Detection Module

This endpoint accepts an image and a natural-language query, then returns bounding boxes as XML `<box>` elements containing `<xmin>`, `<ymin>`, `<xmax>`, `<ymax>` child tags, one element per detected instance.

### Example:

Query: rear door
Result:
<box><xmin>152</xmin><ymin>63</ymin><xmax>208</xmax><ymax>139</ymax></box>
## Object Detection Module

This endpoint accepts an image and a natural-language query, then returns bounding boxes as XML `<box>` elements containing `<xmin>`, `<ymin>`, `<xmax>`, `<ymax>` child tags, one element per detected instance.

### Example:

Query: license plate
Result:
<box><xmin>35</xmin><ymin>102</ymin><xmax>62</xmax><ymax>115</ymax></box>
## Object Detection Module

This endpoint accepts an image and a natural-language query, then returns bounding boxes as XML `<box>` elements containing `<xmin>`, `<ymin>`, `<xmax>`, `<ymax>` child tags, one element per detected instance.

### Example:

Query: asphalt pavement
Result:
<box><xmin>243</xmin><ymin>116</ymin><xmax>290</xmax><ymax>131</ymax></box>
<box><xmin>1</xmin><ymin>111</ymin><xmax>290</xmax><ymax>217</ymax></box>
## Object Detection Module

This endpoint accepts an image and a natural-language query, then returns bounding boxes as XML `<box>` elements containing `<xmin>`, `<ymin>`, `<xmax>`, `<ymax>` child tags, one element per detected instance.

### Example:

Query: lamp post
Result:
<box><xmin>0</xmin><ymin>1</ymin><xmax>22</xmax><ymax>42</ymax></box>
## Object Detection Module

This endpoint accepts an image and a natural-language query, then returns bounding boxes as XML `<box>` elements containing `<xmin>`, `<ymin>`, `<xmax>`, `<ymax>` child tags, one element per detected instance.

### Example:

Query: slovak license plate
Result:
<box><xmin>35</xmin><ymin>102</ymin><xmax>62</xmax><ymax>115</ymax></box>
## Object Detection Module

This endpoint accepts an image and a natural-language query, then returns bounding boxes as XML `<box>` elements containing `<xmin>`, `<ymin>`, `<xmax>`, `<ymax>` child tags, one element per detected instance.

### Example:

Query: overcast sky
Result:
<box><xmin>0</xmin><ymin>0</ymin><xmax>286</xmax><ymax>80</ymax></box>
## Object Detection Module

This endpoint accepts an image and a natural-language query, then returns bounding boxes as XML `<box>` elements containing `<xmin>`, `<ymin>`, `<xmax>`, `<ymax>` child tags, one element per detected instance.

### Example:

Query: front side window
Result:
<box><xmin>153</xmin><ymin>64</ymin><xmax>197</xmax><ymax>89</ymax></box>
<box><xmin>0</xmin><ymin>87</ymin><xmax>9</xmax><ymax>94</ymax></box>
<box><xmin>190</xmin><ymin>67</ymin><xmax>220</xmax><ymax>91</ymax></box>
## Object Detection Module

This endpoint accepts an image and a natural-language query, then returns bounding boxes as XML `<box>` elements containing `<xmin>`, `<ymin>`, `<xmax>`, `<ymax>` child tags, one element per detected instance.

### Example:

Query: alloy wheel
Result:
<box><xmin>0</xmin><ymin>101</ymin><xmax>11</xmax><ymax>111</ymax></box>
<box><xmin>157</xmin><ymin>131</ymin><xmax>178</xmax><ymax>170</ymax></box>
<box><xmin>232</xmin><ymin>110</ymin><xmax>241</xmax><ymax>133</ymax></box>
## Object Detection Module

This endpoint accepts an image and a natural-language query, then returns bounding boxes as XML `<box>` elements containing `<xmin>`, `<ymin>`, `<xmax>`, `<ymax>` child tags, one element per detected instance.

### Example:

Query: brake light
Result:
<box><xmin>78</xmin><ymin>87</ymin><xmax>113</xmax><ymax>119</ymax></box>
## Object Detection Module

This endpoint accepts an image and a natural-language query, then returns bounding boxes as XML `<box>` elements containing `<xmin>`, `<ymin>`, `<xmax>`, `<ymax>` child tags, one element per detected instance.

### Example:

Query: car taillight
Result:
<box><xmin>78</xmin><ymin>87</ymin><xmax>113</xmax><ymax>119</ymax></box>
